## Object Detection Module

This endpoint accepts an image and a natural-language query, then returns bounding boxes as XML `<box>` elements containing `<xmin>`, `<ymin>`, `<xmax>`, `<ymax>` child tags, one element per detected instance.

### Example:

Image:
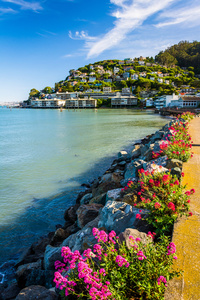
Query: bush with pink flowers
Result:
<box><xmin>152</xmin><ymin>112</ymin><xmax>194</xmax><ymax>162</ymax></box>
<box><xmin>54</xmin><ymin>228</ymin><xmax>180</xmax><ymax>300</ymax></box>
<box><xmin>127</xmin><ymin>169</ymin><xmax>194</xmax><ymax>235</ymax></box>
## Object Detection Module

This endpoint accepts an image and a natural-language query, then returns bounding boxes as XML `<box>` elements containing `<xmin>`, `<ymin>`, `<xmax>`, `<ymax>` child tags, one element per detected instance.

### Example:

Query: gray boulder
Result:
<box><xmin>140</xmin><ymin>145</ymin><xmax>149</xmax><ymax>157</ymax></box>
<box><xmin>15</xmin><ymin>285</ymin><xmax>58</xmax><ymax>300</ymax></box>
<box><xmin>44</xmin><ymin>245</ymin><xmax>62</xmax><ymax>271</ymax></box>
<box><xmin>62</xmin><ymin>216</ymin><xmax>100</xmax><ymax>253</ymax></box>
<box><xmin>92</xmin><ymin>180</ymin><xmax>121</xmax><ymax>197</ymax></box>
<box><xmin>1</xmin><ymin>282</ymin><xmax>21</xmax><ymax>300</ymax></box>
<box><xmin>76</xmin><ymin>204</ymin><xmax>103</xmax><ymax>229</ymax></box>
<box><xmin>16</xmin><ymin>260</ymin><xmax>42</xmax><ymax>288</ymax></box>
<box><xmin>119</xmin><ymin>228</ymin><xmax>152</xmax><ymax>249</ymax></box>
<box><xmin>106</xmin><ymin>188</ymin><xmax>122</xmax><ymax>203</ymax></box>
<box><xmin>150</xmin><ymin>130</ymin><xmax>164</xmax><ymax>142</ymax></box>
<box><xmin>98</xmin><ymin>201</ymin><xmax>148</xmax><ymax>235</ymax></box>
<box><xmin>120</xmin><ymin>177</ymin><xmax>136</xmax><ymax>187</ymax></box>
<box><xmin>89</xmin><ymin>193</ymin><xmax>107</xmax><ymax>205</ymax></box>
<box><xmin>50</xmin><ymin>228</ymin><xmax>69</xmax><ymax>246</ymax></box>
<box><xmin>131</xmin><ymin>145</ymin><xmax>142</xmax><ymax>159</ymax></box>
<box><xmin>124</xmin><ymin>159</ymin><xmax>146</xmax><ymax>179</ymax></box>
<box><xmin>171</xmin><ymin>167</ymin><xmax>182</xmax><ymax>179</ymax></box>
<box><xmin>111</xmin><ymin>172</ymin><xmax>124</xmax><ymax>184</ymax></box>
<box><xmin>143</xmin><ymin>156</ymin><xmax>168</xmax><ymax>174</ymax></box>
<box><xmin>166</xmin><ymin>159</ymin><xmax>183</xmax><ymax>170</ymax></box>
<box><xmin>80</xmin><ymin>193</ymin><xmax>93</xmax><ymax>205</ymax></box>
<box><xmin>118</xmin><ymin>151</ymin><xmax>128</xmax><ymax>159</ymax></box>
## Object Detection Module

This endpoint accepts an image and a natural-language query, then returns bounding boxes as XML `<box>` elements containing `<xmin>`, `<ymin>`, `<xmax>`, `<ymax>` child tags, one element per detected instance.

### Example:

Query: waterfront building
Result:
<box><xmin>65</xmin><ymin>98</ymin><xmax>97</xmax><ymax>108</ymax></box>
<box><xmin>146</xmin><ymin>98</ymin><xmax>154</xmax><ymax>107</ymax></box>
<box><xmin>30</xmin><ymin>98</ymin><xmax>66</xmax><ymax>108</ymax></box>
<box><xmin>172</xmin><ymin>96</ymin><xmax>200</xmax><ymax>108</ymax></box>
<box><xmin>111</xmin><ymin>94</ymin><xmax>137</xmax><ymax>107</ymax></box>
<box><xmin>154</xmin><ymin>93</ymin><xmax>179</xmax><ymax>109</ymax></box>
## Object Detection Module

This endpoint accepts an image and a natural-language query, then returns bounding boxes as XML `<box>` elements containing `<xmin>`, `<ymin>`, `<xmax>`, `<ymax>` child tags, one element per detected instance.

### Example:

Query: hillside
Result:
<box><xmin>155</xmin><ymin>41</ymin><xmax>200</xmax><ymax>73</ymax></box>
<box><xmin>28</xmin><ymin>42</ymin><xmax>200</xmax><ymax>100</ymax></box>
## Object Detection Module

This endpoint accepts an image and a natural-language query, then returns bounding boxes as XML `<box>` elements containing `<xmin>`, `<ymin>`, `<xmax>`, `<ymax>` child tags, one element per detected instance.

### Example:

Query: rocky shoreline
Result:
<box><xmin>1</xmin><ymin>117</ymin><xmax>186</xmax><ymax>300</ymax></box>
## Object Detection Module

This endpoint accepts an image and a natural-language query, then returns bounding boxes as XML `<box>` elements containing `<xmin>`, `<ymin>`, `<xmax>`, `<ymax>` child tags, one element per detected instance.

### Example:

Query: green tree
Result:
<box><xmin>43</xmin><ymin>86</ymin><xmax>53</xmax><ymax>94</ymax></box>
<box><xmin>29</xmin><ymin>88</ymin><xmax>39</xmax><ymax>98</ymax></box>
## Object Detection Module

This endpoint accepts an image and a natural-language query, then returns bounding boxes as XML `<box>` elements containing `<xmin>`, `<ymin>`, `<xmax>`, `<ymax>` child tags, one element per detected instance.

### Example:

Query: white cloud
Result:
<box><xmin>0</xmin><ymin>7</ymin><xmax>16</xmax><ymax>13</ymax></box>
<box><xmin>68</xmin><ymin>30</ymin><xmax>97</xmax><ymax>41</ymax></box>
<box><xmin>86</xmin><ymin>0</ymin><xmax>175</xmax><ymax>58</ymax></box>
<box><xmin>156</xmin><ymin>5</ymin><xmax>200</xmax><ymax>28</ymax></box>
<box><xmin>2</xmin><ymin>0</ymin><xmax>42</xmax><ymax>11</ymax></box>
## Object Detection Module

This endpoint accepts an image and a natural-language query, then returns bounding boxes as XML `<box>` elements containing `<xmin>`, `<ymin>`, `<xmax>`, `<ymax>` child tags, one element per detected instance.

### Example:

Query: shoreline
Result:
<box><xmin>0</xmin><ymin>114</ymin><xmax>174</xmax><ymax>298</ymax></box>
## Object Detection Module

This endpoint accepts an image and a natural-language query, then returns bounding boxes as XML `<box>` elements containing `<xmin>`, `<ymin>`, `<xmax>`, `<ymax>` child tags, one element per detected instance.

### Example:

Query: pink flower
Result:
<box><xmin>174</xmin><ymin>180</ymin><xmax>179</xmax><ymax>185</ymax></box>
<box><xmin>190</xmin><ymin>188</ymin><xmax>195</xmax><ymax>194</ymax></box>
<box><xmin>167</xmin><ymin>202</ymin><xmax>175</xmax><ymax>211</ymax></box>
<box><xmin>163</xmin><ymin>174</ymin><xmax>170</xmax><ymax>182</ymax></box>
<box><xmin>189</xmin><ymin>212</ymin><xmax>193</xmax><ymax>216</ymax></box>
<box><xmin>116</xmin><ymin>255</ymin><xmax>129</xmax><ymax>267</ymax></box>
<box><xmin>136</xmin><ymin>214</ymin><xmax>141</xmax><ymax>219</ymax></box>
<box><xmin>154</xmin><ymin>202</ymin><xmax>161</xmax><ymax>209</ymax></box>
<box><xmin>157</xmin><ymin>276</ymin><xmax>167</xmax><ymax>285</ymax></box>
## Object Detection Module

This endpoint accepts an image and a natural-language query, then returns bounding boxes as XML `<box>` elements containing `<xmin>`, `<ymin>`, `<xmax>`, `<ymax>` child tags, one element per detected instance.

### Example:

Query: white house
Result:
<box><xmin>114</xmin><ymin>67</ymin><xmax>120</xmax><ymax>74</ymax></box>
<box><xmin>146</xmin><ymin>98</ymin><xmax>154</xmax><ymax>107</ymax></box>
<box><xmin>131</xmin><ymin>74</ymin><xmax>139</xmax><ymax>80</ymax></box>
<box><xmin>154</xmin><ymin>93</ymin><xmax>179</xmax><ymax>109</ymax></box>
<box><xmin>122</xmin><ymin>88</ymin><xmax>131</xmax><ymax>94</ymax></box>
<box><xmin>138</xmin><ymin>61</ymin><xmax>145</xmax><ymax>65</ymax></box>
<box><xmin>103</xmin><ymin>87</ymin><xmax>112</xmax><ymax>93</ymax></box>
<box><xmin>89</xmin><ymin>77</ymin><xmax>96</xmax><ymax>83</ymax></box>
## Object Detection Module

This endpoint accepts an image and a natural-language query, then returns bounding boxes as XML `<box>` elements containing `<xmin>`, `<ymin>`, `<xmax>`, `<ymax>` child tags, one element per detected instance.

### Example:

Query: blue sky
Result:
<box><xmin>0</xmin><ymin>0</ymin><xmax>200</xmax><ymax>102</ymax></box>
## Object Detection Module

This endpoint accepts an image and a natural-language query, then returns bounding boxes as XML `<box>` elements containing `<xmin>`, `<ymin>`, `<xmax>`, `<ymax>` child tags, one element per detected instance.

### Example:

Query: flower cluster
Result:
<box><xmin>126</xmin><ymin>169</ymin><xmax>193</xmax><ymax>235</ymax></box>
<box><xmin>157</xmin><ymin>276</ymin><xmax>167</xmax><ymax>287</ymax></box>
<box><xmin>54</xmin><ymin>229</ymin><xmax>180</xmax><ymax>300</ymax></box>
<box><xmin>152</xmin><ymin>113</ymin><xmax>194</xmax><ymax>162</ymax></box>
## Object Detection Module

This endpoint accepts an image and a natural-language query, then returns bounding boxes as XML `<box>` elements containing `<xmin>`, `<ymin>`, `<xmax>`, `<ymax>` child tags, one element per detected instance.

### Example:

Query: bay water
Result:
<box><xmin>0</xmin><ymin>108</ymin><xmax>167</xmax><ymax>275</ymax></box>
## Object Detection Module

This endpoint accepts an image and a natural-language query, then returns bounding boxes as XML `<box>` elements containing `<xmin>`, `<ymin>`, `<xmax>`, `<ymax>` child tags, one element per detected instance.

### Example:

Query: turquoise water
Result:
<box><xmin>0</xmin><ymin>108</ymin><xmax>167</xmax><ymax>266</ymax></box>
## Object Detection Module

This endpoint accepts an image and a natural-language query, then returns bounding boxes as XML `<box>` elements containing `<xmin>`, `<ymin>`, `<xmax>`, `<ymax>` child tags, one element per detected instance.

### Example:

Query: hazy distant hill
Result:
<box><xmin>155</xmin><ymin>41</ymin><xmax>200</xmax><ymax>73</ymax></box>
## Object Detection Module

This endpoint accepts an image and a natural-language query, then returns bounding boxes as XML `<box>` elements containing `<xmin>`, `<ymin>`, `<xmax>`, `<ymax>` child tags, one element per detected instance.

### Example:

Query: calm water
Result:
<box><xmin>0</xmin><ymin>108</ymin><xmax>167</xmax><ymax>268</ymax></box>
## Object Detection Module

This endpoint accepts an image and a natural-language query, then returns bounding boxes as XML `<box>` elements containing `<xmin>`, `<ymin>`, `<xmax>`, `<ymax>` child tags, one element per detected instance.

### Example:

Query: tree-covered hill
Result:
<box><xmin>155</xmin><ymin>41</ymin><xmax>200</xmax><ymax>73</ymax></box>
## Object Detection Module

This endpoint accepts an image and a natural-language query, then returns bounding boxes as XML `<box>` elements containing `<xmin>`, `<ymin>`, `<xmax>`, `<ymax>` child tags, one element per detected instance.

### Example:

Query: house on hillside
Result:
<box><xmin>124</xmin><ymin>58</ymin><xmax>134</xmax><ymax>64</ymax></box>
<box><xmin>123</xmin><ymin>72</ymin><xmax>130</xmax><ymax>79</ymax></box>
<box><xmin>138</xmin><ymin>61</ymin><xmax>145</xmax><ymax>65</ymax></box>
<box><xmin>88</xmin><ymin>77</ymin><xmax>96</xmax><ymax>83</ymax></box>
<box><xmin>139</xmin><ymin>72</ymin><xmax>147</xmax><ymax>78</ymax></box>
<box><xmin>131</xmin><ymin>74</ymin><xmax>139</xmax><ymax>80</ymax></box>
<box><xmin>103</xmin><ymin>87</ymin><xmax>112</xmax><ymax>93</ymax></box>
<box><xmin>104</xmin><ymin>79</ymin><xmax>113</xmax><ymax>83</ymax></box>
<box><xmin>113</xmin><ymin>67</ymin><xmax>120</xmax><ymax>74</ymax></box>
<box><xmin>122</xmin><ymin>88</ymin><xmax>131</xmax><ymax>94</ymax></box>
